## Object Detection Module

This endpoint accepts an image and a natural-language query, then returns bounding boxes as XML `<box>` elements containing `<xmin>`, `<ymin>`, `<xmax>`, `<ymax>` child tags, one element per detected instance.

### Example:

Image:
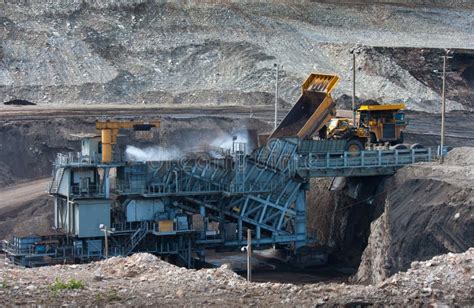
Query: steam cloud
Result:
<box><xmin>126</xmin><ymin>131</ymin><xmax>252</xmax><ymax>162</ymax></box>
<box><xmin>125</xmin><ymin>146</ymin><xmax>182</xmax><ymax>161</ymax></box>
<box><xmin>211</xmin><ymin>132</ymin><xmax>250</xmax><ymax>153</ymax></box>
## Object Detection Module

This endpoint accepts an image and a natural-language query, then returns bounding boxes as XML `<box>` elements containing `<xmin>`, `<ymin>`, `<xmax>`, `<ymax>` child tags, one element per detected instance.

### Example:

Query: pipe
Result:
<box><xmin>247</xmin><ymin>228</ymin><xmax>252</xmax><ymax>282</ymax></box>
<box><xmin>173</xmin><ymin>170</ymin><xmax>179</xmax><ymax>192</ymax></box>
<box><xmin>274</xmin><ymin>63</ymin><xmax>279</xmax><ymax>130</ymax></box>
<box><xmin>352</xmin><ymin>52</ymin><xmax>356</xmax><ymax>126</ymax></box>
<box><xmin>440</xmin><ymin>55</ymin><xmax>447</xmax><ymax>164</ymax></box>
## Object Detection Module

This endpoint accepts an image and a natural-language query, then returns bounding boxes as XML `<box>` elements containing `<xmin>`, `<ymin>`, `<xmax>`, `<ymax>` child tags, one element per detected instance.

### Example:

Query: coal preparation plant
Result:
<box><xmin>1</xmin><ymin>74</ymin><xmax>433</xmax><ymax>267</ymax></box>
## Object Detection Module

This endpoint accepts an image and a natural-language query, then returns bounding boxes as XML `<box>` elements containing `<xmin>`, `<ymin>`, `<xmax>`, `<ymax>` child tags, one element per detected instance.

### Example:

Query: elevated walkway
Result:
<box><xmin>296</xmin><ymin>147</ymin><xmax>432</xmax><ymax>177</ymax></box>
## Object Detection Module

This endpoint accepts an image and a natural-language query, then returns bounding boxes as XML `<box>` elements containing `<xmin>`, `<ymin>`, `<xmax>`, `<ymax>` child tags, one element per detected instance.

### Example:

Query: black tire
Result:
<box><xmin>410</xmin><ymin>143</ymin><xmax>424</xmax><ymax>150</ymax></box>
<box><xmin>391</xmin><ymin>144</ymin><xmax>408</xmax><ymax>150</ymax></box>
<box><xmin>341</xmin><ymin>128</ymin><xmax>355</xmax><ymax>140</ymax></box>
<box><xmin>345</xmin><ymin>139</ymin><xmax>364</xmax><ymax>153</ymax></box>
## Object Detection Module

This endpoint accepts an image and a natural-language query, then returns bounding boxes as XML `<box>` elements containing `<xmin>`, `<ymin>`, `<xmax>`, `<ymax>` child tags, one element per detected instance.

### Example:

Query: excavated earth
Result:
<box><xmin>1</xmin><ymin>1</ymin><xmax>473</xmax><ymax>112</ymax></box>
<box><xmin>0</xmin><ymin>250</ymin><xmax>472</xmax><ymax>306</ymax></box>
<box><xmin>354</xmin><ymin>147</ymin><xmax>474</xmax><ymax>284</ymax></box>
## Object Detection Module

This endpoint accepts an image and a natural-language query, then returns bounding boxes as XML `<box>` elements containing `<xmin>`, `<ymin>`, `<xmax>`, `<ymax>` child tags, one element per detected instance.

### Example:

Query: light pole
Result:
<box><xmin>99</xmin><ymin>224</ymin><xmax>114</xmax><ymax>259</ymax></box>
<box><xmin>439</xmin><ymin>52</ymin><xmax>453</xmax><ymax>164</ymax></box>
<box><xmin>241</xmin><ymin>228</ymin><xmax>252</xmax><ymax>282</ymax></box>
<box><xmin>352</xmin><ymin>51</ymin><xmax>356</xmax><ymax>126</ymax></box>
<box><xmin>247</xmin><ymin>228</ymin><xmax>252</xmax><ymax>282</ymax></box>
<box><xmin>350</xmin><ymin>48</ymin><xmax>361</xmax><ymax>126</ymax></box>
<box><xmin>274</xmin><ymin>63</ymin><xmax>279</xmax><ymax>131</ymax></box>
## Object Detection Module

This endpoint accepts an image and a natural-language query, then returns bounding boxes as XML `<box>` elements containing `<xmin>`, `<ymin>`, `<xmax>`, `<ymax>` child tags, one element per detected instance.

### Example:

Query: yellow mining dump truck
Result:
<box><xmin>327</xmin><ymin>104</ymin><xmax>407</xmax><ymax>151</ymax></box>
<box><xmin>270</xmin><ymin>73</ymin><xmax>340</xmax><ymax>140</ymax></box>
<box><xmin>269</xmin><ymin>72</ymin><xmax>408</xmax><ymax>152</ymax></box>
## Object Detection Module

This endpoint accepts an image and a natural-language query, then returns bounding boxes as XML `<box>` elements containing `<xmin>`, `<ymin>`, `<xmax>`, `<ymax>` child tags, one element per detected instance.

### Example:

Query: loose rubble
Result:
<box><xmin>0</xmin><ymin>249</ymin><xmax>472</xmax><ymax>306</ymax></box>
<box><xmin>444</xmin><ymin>147</ymin><xmax>474</xmax><ymax>166</ymax></box>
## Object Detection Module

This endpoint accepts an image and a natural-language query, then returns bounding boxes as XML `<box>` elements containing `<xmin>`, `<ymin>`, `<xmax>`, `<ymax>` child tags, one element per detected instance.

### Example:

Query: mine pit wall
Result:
<box><xmin>0</xmin><ymin>196</ymin><xmax>52</xmax><ymax>241</ymax></box>
<box><xmin>315</xmin><ymin>0</ymin><xmax>474</xmax><ymax>8</ymax></box>
<box><xmin>366</xmin><ymin>48</ymin><xmax>474</xmax><ymax>111</ymax></box>
<box><xmin>354</xmin><ymin>167</ymin><xmax>474</xmax><ymax>284</ymax></box>
<box><xmin>307</xmin><ymin>176</ymin><xmax>389</xmax><ymax>268</ymax></box>
<box><xmin>0</xmin><ymin>118</ymin><xmax>94</xmax><ymax>187</ymax></box>
<box><xmin>308</xmin><ymin>163</ymin><xmax>474</xmax><ymax>282</ymax></box>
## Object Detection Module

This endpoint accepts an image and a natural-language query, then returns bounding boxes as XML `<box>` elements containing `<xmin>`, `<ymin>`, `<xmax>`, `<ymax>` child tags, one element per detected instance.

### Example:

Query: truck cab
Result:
<box><xmin>358</xmin><ymin>104</ymin><xmax>407</xmax><ymax>145</ymax></box>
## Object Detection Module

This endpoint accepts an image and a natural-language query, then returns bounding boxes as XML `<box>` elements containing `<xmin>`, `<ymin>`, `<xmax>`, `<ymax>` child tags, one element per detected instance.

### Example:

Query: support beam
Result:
<box><xmin>103</xmin><ymin>167</ymin><xmax>110</xmax><ymax>199</ymax></box>
<box><xmin>294</xmin><ymin>189</ymin><xmax>307</xmax><ymax>248</ymax></box>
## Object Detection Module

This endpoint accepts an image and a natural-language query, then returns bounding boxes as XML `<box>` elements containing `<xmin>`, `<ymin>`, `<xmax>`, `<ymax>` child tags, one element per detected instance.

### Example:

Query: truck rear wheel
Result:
<box><xmin>410</xmin><ymin>143</ymin><xmax>424</xmax><ymax>149</ymax></box>
<box><xmin>391</xmin><ymin>144</ymin><xmax>408</xmax><ymax>150</ymax></box>
<box><xmin>345</xmin><ymin>139</ymin><xmax>364</xmax><ymax>153</ymax></box>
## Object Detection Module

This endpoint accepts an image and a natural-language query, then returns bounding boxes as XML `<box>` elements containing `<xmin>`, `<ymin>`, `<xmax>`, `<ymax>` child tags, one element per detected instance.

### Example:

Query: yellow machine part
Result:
<box><xmin>101</xmin><ymin>129</ymin><xmax>113</xmax><ymax>163</ymax></box>
<box><xmin>96</xmin><ymin>119</ymin><xmax>161</xmax><ymax>163</ymax></box>
<box><xmin>354</xmin><ymin>127</ymin><xmax>369</xmax><ymax>138</ymax></box>
<box><xmin>301</xmin><ymin>73</ymin><xmax>340</xmax><ymax>94</ymax></box>
<box><xmin>358</xmin><ymin>104</ymin><xmax>405</xmax><ymax>111</ymax></box>
<box><xmin>158</xmin><ymin>220</ymin><xmax>174</xmax><ymax>232</ymax></box>
<box><xmin>327</xmin><ymin>118</ymin><xmax>350</xmax><ymax>137</ymax></box>
<box><xmin>296</xmin><ymin>96</ymin><xmax>336</xmax><ymax>138</ymax></box>
<box><xmin>270</xmin><ymin>73</ymin><xmax>340</xmax><ymax>139</ymax></box>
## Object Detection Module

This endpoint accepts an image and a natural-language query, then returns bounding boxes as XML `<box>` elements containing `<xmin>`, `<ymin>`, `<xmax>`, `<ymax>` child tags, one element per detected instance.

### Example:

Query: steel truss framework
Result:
<box><xmin>112</xmin><ymin>138</ymin><xmax>432</xmax><ymax>250</ymax></box>
<box><xmin>3</xmin><ymin>138</ymin><xmax>433</xmax><ymax>267</ymax></box>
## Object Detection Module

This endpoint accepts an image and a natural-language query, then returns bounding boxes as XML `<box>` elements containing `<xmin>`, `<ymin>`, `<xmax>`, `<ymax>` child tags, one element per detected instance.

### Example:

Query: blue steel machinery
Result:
<box><xmin>1</xmin><ymin>74</ymin><xmax>433</xmax><ymax>267</ymax></box>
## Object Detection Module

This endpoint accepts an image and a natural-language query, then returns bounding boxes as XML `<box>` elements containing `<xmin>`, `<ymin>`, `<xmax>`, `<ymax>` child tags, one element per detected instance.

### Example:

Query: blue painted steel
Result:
<box><xmin>6</xmin><ymin>138</ymin><xmax>433</xmax><ymax>267</ymax></box>
<box><xmin>53</xmin><ymin>139</ymin><xmax>432</xmax><ymax>248</ymax></box>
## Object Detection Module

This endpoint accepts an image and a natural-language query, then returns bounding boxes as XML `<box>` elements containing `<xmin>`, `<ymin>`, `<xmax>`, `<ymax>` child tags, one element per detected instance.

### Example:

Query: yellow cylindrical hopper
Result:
<box><xmin>101</xmin><ymin>129</ymin><xmax>113</xmax><ymax>163</ymax></box>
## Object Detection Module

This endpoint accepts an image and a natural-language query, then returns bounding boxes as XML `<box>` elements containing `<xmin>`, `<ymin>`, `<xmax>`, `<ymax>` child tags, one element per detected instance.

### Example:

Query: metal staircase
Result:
<box><xmin>124</xmin><ymin>223</ymin><xmax>149</xmax><ymax>255</ymax></box>
<box><xmin>49</xmin><ymin>167</ymin><xmax>65</xmax><ymax>194</ymax></box>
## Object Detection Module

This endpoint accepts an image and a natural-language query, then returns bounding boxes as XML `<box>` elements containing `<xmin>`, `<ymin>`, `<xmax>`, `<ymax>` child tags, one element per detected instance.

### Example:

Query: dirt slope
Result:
<box><xmin>1</xmin><ymin>1</ymin><xmax>473</xmax><ymax>111</ymax></box>
<box><xmin>0</xmin><ymin>179</ymin><xmax>52</xmax><ymax>240</ymax></box>
<box><xmin>0</xmin><ymin>178</ymin><xmax>50</xmax><ymax>210</ymax></box>
<box><xmin>355</xmin><ymin>147</ymin><xmax>474</xmax><ymax>284</ymax></box>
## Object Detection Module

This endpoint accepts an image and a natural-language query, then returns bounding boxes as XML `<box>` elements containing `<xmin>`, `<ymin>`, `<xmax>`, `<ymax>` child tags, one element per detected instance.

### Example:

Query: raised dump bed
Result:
<box><xmin>270</xmin><ymin>73</ymin><xmax>339</xmax><ymax>139</ymax></box>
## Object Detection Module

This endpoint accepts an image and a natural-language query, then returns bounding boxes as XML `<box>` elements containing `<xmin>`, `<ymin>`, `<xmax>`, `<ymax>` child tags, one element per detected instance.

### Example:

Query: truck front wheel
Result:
<box><xmin>345</xmin><ymin>139</ymin><xmax>364</xmax><ymax>153</ymax></box>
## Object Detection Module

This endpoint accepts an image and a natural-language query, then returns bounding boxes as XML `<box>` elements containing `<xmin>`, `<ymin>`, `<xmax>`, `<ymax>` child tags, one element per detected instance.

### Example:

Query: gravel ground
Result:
<box><xmin>1</xmin><ymin>1</ymin><xmax>473</xmax><ymax>111</ymax></box>
<box><xmin>0</xmin><ymin>249</ymin><xmax>472</xmax><ymax>306</ymax></box>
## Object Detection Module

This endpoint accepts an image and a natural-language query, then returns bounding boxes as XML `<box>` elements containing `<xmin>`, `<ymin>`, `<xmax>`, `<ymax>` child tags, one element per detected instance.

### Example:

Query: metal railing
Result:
<box><xmin>55</xmin><ymin>152</ymin><xmax>100</xmax><ymax>166</ymax></box>
<box><xmin>297</xmin><ymin>148</ymin><xmax>432</xmax><ymax>170</ymax></box>
<box><xmin>117</xmin><ymin>180</ymin><xmax>275</xmax><ymax>196</ymax></box>
<box><xmin>1</xmin><ymin>240</ymin><xmax>57</xmax><ymax>256</ymax></box>
<box><xmin>70</xmin><ymin>183</ymin><xmax>104</xmax><ymax>197</ymax></box>
<box><xmin>112</xmin><ymin>221</ymin><xmax>154</xmax><ymax>233</ymax></box>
